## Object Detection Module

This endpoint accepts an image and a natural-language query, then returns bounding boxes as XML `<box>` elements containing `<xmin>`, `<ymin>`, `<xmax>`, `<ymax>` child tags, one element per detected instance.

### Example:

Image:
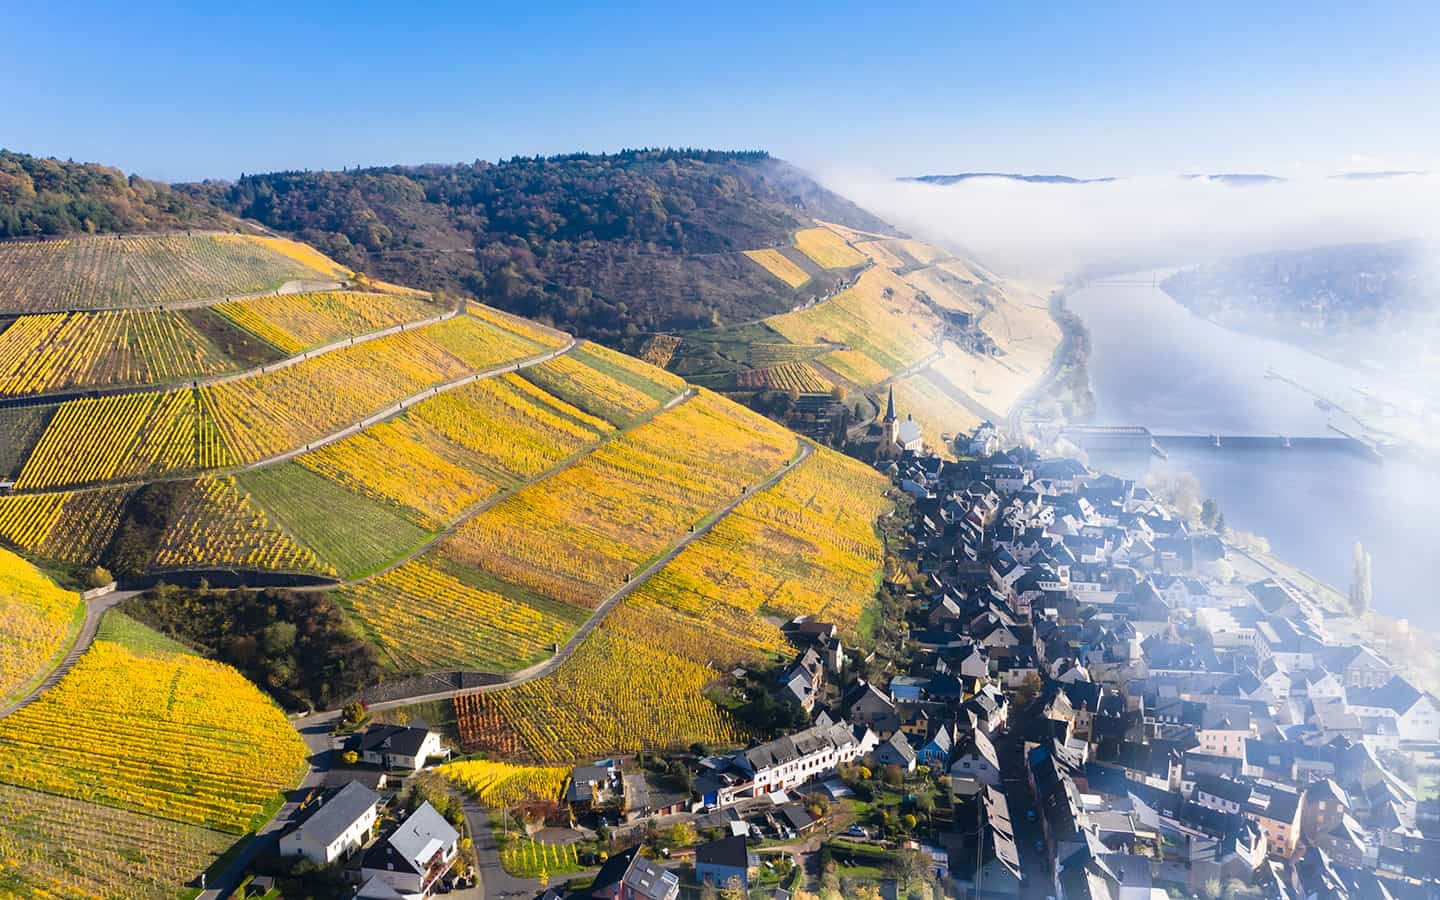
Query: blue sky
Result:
<box><xmin>4</xmin><ymin>1</ymin><xmax>1438</xmax><ymax>182</ymax></box>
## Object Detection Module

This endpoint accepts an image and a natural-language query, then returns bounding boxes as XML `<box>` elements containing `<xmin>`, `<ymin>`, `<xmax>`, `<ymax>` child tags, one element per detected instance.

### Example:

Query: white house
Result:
<box><xmin>356</xmin><ymin>724</ymin><xmax>446</xmax><ymax>772</ymax></box>
<box><xmin>281</xmin><ymin>781</ymin><xmax>381</xmax><ymax>864</ymax></box>
<box><xmin>966</xmin><ymin>422</ymin><xmax>1002</xmax><ymax>458</ymax></box>
<box><xmin>948</xmin><ymin>729</ymin><xmax>1002</xmax><ymax>787</ymax></box>
<box><xmin>1194</xmin><ymin>607</ymin><xmax>1260</xmax><ymax>652</ymax></box>
<box><xmin>1347</xmin><ymin>677</ymin><xmax>1440</xmax><ymax>742</ymax></box>
<box><xmin>359</xmin><ymin>801</ymin><xmax>459</xmax><ymax>900</ymax></box>
<box><xmin>874</xmin><ymin>731</ymin><xmax>917</xmax><ymax>773</ymax></box>
<box><xmin>718</xmin><ymin>721</ymin><xmax>876</xmax><ymax>804</ymax></box>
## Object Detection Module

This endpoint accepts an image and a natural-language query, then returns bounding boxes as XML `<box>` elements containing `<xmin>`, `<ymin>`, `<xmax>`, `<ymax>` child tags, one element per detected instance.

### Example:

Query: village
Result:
<box><xmin>260</xmin><ymin>398</ymin><xmax>1440</xmax><ymax>900</ymax></box>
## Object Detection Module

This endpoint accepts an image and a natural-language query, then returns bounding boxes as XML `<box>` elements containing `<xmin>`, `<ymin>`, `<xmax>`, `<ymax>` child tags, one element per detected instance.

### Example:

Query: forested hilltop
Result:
<box><xmin>0</xmin><ymin>149</ymin><xmax>231</xmax><ymax>238</ymax></box>
<box><xmin>181</xmin><ymin>149</ymin><xmax>895</xmax><ymax>340</ymax></box>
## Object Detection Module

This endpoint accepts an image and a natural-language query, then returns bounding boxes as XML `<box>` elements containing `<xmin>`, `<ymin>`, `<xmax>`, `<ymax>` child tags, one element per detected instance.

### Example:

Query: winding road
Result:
<box><xmin>186</xmin><ymin>439</ymin><xmax>814</xmax><ymax>899</ymax></box>
<box><xmin>299</xmin><ymin>439</ymin><xmax>813</xmax><ymax>723</ymax></box>
<box><xmin>323</xmin><ymin>386</ymin><xmax>697</xmax><ymax>591</ymax></box>
<box><xmin>0</xmin><ymin>589</ymin><xmax>134</xmax><ymax>719</ymax></box>
<box><xmin>9</xmin><ymin>336</ymin><xmax>579</xmax><ymax>497</ymax></box>
<box><xmin>0</xmin><ymin>279</ymin><xmax>391</xmax><ymax>410</ymax></box>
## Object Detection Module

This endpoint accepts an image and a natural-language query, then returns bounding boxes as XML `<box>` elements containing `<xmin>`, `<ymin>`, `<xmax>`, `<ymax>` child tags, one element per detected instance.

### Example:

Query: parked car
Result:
<box><xmin>846</xmin><ymin>825</ymin><xmax>869</xmax><ymax>838</ymax></box>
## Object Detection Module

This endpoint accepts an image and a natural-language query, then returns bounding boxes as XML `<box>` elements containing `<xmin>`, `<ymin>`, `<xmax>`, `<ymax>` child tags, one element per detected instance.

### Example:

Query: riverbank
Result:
<box><xmin>1230</xmin><ymin>540</ymin><xmax>1440</xmax><ymax>697</ymax></box>
<box><xmin>1064</xmin><ymin>275</ymin><xmax>1436</xmax><ymax>627</ymax></box>
<box><xmin>1051</xmin><ymin>273</ymin><xmax>1440</xmax><ymax>680</ymax></box>
<box><xmin>1006</xmin><ymin>289</ymin><xmax>1094</xmax><ymax>437</ymax></box>
<box><xmin>1157</xmin><ymin>271</ymin><xmax>1440</xmax><ymax>465</ymax></box>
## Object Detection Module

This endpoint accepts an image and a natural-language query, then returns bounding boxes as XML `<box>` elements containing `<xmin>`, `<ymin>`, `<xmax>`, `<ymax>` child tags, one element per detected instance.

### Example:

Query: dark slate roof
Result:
<box><xmin>586</xmin><ymin>848</ymin><xmax>639</xmax><ymax>900</ymax></box>
<box><xmin>1200</xmin><ymin>703</ymin><xmax>1252</xmax><ymax>731</ymax></box>
<box><xmin>585</xmin><ymin>847</ymin><xmax>678</xmax><ymax>900</ymax></box>
<box><xmin>1350</xmin><ymin>676</ymin><xmax>1424</xmax><ymax>714</ymax></box>
<box><xmin>777</xmin><ymin>802</ymin><xmax>815</xmax><ymax>833</ymax></box>
<box><xmin>741</xmin><ymin>722</ymin><xmax>856</xmax><ymax>773</ymax></box>
<box><xmin>1062</xmin><ymin>681</ymin><xmax>1103</xmax><ymax>711</ymax></box>
<box><xmin>696</xmin><ymin>835</ymin><xmax>749</xmax><ymax>869</ymax></box>
<box><xmin>1253</xmin><ymin>782</ymin><xmax>1301</xmax><ymax>824</ymax></box>
<box><xmin>295</xmin><ymin>781</ymin><xmax>381</xmax><ymax>846</ymax></box>
<box><xmin>356</xmin><ymin>723</ymin><xmax>432</xmax><ymax>757</ymax></box>
<box><xmin>624</xmin><ymin>854</ymin><xmax>679</xmax><ymax>900</ymax></box>
<box><xmin>1193</xmin><ymin>773</ymin><xmax>1252</xmax><ymax>806</ymax></box>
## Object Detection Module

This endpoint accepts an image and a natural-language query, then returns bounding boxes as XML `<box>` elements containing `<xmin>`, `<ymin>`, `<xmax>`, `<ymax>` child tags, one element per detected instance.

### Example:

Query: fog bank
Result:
<box><xmin>818</xmin><ymin>169</ymin><xmax>1440</xmax><ymax>281</ymax></box>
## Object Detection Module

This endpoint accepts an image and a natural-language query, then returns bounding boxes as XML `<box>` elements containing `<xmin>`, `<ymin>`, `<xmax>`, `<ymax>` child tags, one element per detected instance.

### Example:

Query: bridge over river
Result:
<box><xmin>1059</xmin><ymin>424</ymin><xmax>1385</xmax><ymax>462</ymax></box>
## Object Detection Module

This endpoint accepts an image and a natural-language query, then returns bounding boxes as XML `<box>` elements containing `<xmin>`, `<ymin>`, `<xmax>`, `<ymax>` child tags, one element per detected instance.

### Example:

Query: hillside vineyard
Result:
<box><xmin>0</xmin><ymin>227</ymin><xmax>896</xmax><ymax>897</ymax></box>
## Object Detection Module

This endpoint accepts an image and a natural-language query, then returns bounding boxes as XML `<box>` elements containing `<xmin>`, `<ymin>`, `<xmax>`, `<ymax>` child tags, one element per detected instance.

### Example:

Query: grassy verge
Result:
<box><xmin>95</xmin><ymin>609</ymin><xmax>192</xmax><ymax>658</ymax></box>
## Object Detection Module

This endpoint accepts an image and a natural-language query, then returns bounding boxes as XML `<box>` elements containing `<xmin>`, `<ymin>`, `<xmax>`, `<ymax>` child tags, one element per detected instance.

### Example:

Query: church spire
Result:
<box><xmin>884</xmin><ymin>385</ymin><xmax>896</xmax><ymax>423</ymax></box>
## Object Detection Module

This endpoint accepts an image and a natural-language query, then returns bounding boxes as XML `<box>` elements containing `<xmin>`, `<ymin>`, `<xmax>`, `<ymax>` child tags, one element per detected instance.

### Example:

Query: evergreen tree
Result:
<box><xmin>1350</xmin><ymin>541</ymin><xmax>1373</xmax><ymax>615</ymax></box>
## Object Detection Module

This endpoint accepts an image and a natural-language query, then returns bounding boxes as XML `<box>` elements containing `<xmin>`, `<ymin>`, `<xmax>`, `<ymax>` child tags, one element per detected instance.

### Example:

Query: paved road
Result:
<box><xmin>0</xmin><ymin>589</ymin><xmax>137</xmax><ymax>719</ymax></box>
<box><xmin>298</xmin><ymin>440</ymin><xmax>814</xmax><ymax>724</ymax></box>
<box><xmin>0</xmin><ymin>303</ymin><xmax>461</xmax><ymax>410</ymax></box>
<box><xmin>12</xmin><ymin>338</ymin><xmax>579</xmax><ymax>498</ymax></box>
<box><xmin>199</xmin><ymin>717</ymin><xmax>337</xmax><ymax>899</ymax></box>
<box><xmin>316</xmin><ymin>387</ymin><xmax>697</xmax><ymax>591</ymax></box>
<box><xmin>463</xmin><ymin>801</ymin><xmax>542</xmax><ymax>900</ymax></box>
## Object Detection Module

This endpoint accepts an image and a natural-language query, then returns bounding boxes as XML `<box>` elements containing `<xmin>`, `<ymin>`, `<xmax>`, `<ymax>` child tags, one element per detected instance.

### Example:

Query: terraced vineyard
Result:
<box><xmin>0</xmin><ymin>309</ymin><xmax>234</xmax><ymax>396</ymax></box>
<box><xmin>343</xmin><ymin>560</ymin><xmax>583</xmax><ymax>671</ymax></box>
<box><xmin>212</xmin><ymin>290</ymin><xmax>440</xmax><ymax>353</ymax></box>
<box><xmin>201</xmin><ymin>315</ymin><xmax>542</xmax><ymax>465</ymax></box>
<box><xmin>735</xmin><ymin>361</ymin><xmax>831</xmax><ymax>393</ymax></box>
<box><xmin>465</xmin><ymin>301</ymin><xmax>571</xmax><ymax>349</ymax></box>
<box><xmin>638</xmin><ymin>334</ymin><xmax>682</xmax><ymax>367</ymax></box>
<box><xmin>522</xmin><ymin>342</ymin><xmax>684</xmax><ymax>426</ymax></box>
<box><xmin>767</xmin><ymin>266</ymin><xmax>941</xmax><ymax>387</ymax></box>
<box><xmin>0</xmin><ymin>547</ymin><xmax>83</xmax><ymax>704</ymax></box>
<box><xmin>9</xmin><ymin>310</ymin><xmax>548</xmax><ymax>489</ymax></box>
<box><xmin>0</xmin><ymin>626</ymin><xmax>308</xmax><ymax>833</ymax></box>
<box><xmin>404</xmin><ymin>374</ymin><xmax>615</xmax><ymax>480</ymax></box>
<box><xmin>456</xmin><ymin>629</ymin><xmax>748</xmax><ymax>762</ymax></box>
<box><xmin>439</xmin><ymin>759</ymin><xmax>568</xmax><ymax>808</ymax></box>
<box><xmin>440</xmin><ymin>390</ymin><xmax>796</xmax><ymax>610</ymax></box>
<box><xmin>607</xmin><ymin>446</ymin><xmax>890</xmax><ymax>665</ymax></box>
<box><xmin>0</xmin><ymin>233</ymin><xmax>346</xmax><ymax>312</ymax></box>
<box><xmin>340</xmin><ymin>387</ymin><xmax>796</xmax><ymax>671</ymax></box>
<box><xmin>151</xmin><ymin>476</ymin><xmax>333</xmax><ymax>575</ymax></box>
<box><xmin>453</xmin><ymin>444</ymin><xmax>890</xmax><ymax>762</ymax></box>
<box><xmin>0</xmin><ymin>488</ymin><xmax>129</xmax><ymax>564</ymax></box>
<box><xmin>298</xmin><ymin>420</ymin><xmax>499</xmax><ymax>528</ymax></box>
<box><xmin>792</xmin><ymin>226</ymin><xmax>868</xmax><ymax>269</ymax></box>
<box><xmin>743</xmin><ymin>248</ymin><xmax>812</xmax><ymax>287</ymax></box>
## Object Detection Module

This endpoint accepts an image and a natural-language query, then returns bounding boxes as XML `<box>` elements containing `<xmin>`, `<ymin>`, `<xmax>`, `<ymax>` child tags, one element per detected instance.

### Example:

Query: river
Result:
<box><xmin>1065</xmin><ymin>276</ymin><xmax>1438</xmax><ymax>628</ymax></box>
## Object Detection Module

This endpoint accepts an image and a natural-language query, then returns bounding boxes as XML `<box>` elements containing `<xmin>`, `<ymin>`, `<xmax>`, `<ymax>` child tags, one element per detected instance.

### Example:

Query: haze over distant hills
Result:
<box><xmin>904</xmin><ymin>171</ymin><xmax>1426</xmax><ymax>186</ymax></box>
